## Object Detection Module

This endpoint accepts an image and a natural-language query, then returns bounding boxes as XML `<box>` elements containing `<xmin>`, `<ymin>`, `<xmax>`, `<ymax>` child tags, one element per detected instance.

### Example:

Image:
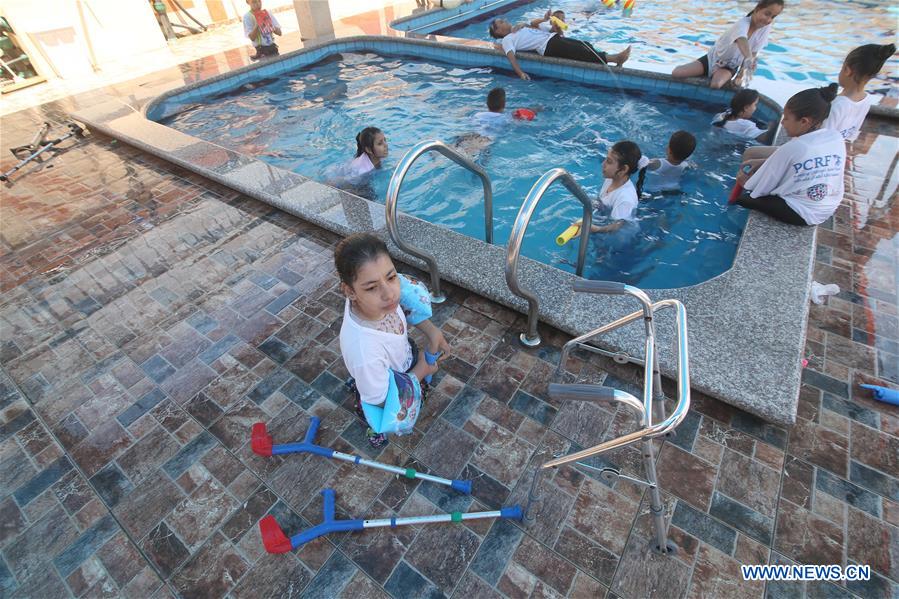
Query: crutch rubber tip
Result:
<box><xmin>501</xmin><ymin>505</ymin><xmax>524</xmax><ymax>520</ymax></box>
<box><xmin>451</xmin><ymin>479</ymin><xmax>472</xmax><ymax>495</ymax></box>
<box><xmin>259</xmin><ymin>515</ymin><xmax>292</xmax><ymax>553</ymax></box>
<box><xmin>251</xmin><ymin>423</ymin><xmax>273</xmax><ymax>456</ymax></box>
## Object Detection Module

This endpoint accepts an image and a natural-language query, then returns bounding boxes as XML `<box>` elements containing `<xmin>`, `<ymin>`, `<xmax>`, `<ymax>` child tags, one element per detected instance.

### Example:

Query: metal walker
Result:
<box><xmin>524</xmin><ymin>280</ymin><xmax>690</xmax><ymax>554</ymax></box>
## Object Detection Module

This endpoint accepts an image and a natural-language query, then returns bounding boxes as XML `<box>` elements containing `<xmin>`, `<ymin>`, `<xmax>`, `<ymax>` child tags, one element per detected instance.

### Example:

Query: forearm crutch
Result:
<box><xmin>251</xmin><ymin>416</ymin><xmax>472</xmax><ymax>494</ymax></box>
<box><xmin>1</xmin><ymin>122</ymin><xmax>85</xmax><ymax>182</ymax></box>
<box><xmin>260</xmin><ymin>488</ymin><xmax>522</xmax><ymax>552</ymax></box>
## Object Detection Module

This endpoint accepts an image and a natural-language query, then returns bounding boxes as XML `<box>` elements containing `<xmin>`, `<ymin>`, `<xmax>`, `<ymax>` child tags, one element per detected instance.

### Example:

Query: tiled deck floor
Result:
<box><xmin>1</xmin><ymin>42</ymin><xmax>898</xmax><ymax>599</ymax></box>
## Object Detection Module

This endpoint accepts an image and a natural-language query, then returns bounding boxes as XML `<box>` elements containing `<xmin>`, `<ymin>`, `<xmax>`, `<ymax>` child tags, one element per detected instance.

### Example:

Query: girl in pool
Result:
<box><xmin>336</xmin><ymin>233</ymin><xmax>450</xmax><ymax>447</ymax></box>
<box><xmin>571</xmin><ymin>140</ymin><xmax>644</xmax><ymax>238</ymax></box>
<box><xmin>347</xmin><ymin>127</ymin><xmax>388</xmax><ymax>178</ymax></box>
<box><xmin>824</xmin><ymin>43</ymin><xmax>896</xmax><ymax>142</ymax></box>
<box><xmin>672</xmin><ymin>0</ymin><xmax>784</xmax><ymax>89</ymax></box>
<box><xmin>733</xmin><ymin>85</ymin><xmax>845</xmax><ymax>226</ymax></box>
<box><xmin>712</xmin><ymin>89</ymin><xmax>776</xmax><ymax>143</ymax></box>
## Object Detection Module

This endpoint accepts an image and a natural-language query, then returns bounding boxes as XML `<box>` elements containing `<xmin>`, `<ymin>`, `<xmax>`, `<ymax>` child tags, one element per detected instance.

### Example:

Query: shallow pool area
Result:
<box><xmin>155</xmin><ymin>51</ymin><xmax>772</xmax><ymax>288</ymax></box>
<box><xmin>433</xmin><ymin>0</ymin><xmax>899</xmax><ymax>92</ymax></box>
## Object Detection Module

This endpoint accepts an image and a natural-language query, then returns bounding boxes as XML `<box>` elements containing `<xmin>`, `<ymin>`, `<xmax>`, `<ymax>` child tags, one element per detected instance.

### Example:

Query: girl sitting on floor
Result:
<box><xmin>734</xmin><ymin>85</ymin><xmax>845</xmax><ymax>226</ymax></box>
<box><xmin>336</xmin><ymin>234</ymin><xmax>450</xmax><ymax>447</ymax></box>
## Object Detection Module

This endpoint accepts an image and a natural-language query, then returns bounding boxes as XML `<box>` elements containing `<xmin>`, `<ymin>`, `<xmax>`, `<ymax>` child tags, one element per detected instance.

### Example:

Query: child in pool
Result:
<box><xmin>345</xmin><ymin>127</ymin><xmax>389</xmax><ymax>179</ymax></box>
<box><xmin>489</xmin><ymin>17</ymin><xmax>630</xmax><ymax>80</ymax></box>
<box><xmin>824</xmin><ymin>43</ymin><xmax>896</xmax><ymax>142</ymax></box>
<box><xmin>570</xmin><ymin>140</ymin><xmax>644</xmax><ymax>237</ymax></box>
<box><xmin>243</xmin><ymin>0</ymin><xmax>282</xmax><ymax>60</ymax></box>
<box><xmin>733</xmin><ymin>85</ymin><xmax>845</xmax><ymax>226</ymax></box>
<box><xmin>712</xmin><ymin>89</ymin><xmax>777</xmax><ymax>143</ymax></box>
<box><xmin>530</xmin><ymin>9</ymin><xmax>567</xmax><ymax>36</ymax></box>
<box><xmin>638</xmin><ymin>131</ymin><xmax>696</xmax><ymax>192</ymax></box>
<box><xmin>471</xmin><ymin>87</ymin><xmax>540</xmax><ymax>131</ymax></box>
<box><xmin>336</xmin><ymin>234</ymin><xmax>450</xmax><ymax>447</ymax></box>
<box><xmin>672</xmin><ymin>0</ymin><xmax>783</xmax><ymax>89</ymax></box>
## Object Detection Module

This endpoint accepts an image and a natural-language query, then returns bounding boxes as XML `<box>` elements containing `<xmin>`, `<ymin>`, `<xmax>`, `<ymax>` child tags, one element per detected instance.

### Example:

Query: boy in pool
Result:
<box><xmin>638</xmin><ymin>131</ymin><xmax>697</xmax><ymax>193</ymax></box>
<box><xmin>530</xmin><ymin>9</ymin><xmax>567</xmax><ymax>36</ymax></box>
<box><xmin>244</xmin><ymin>0</ymin><xmax>282</xmax><ymax>60</ymax></box>
<box><xmin>489</xmin><ymin>18</ymin><xmax>630</xmax><ymax>80</ymax></box>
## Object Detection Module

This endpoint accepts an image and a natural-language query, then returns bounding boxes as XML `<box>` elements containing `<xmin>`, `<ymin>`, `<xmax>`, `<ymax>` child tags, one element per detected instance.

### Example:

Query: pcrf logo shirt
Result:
<box><xmin>823</xmin><ymin>94</ymin><xmax>875</xmax><ymax>142</ymax></box>
<box><xmin>744</xmin><ymin>128</ymin><xmax>846</xmax><ymax>225</ymax></box>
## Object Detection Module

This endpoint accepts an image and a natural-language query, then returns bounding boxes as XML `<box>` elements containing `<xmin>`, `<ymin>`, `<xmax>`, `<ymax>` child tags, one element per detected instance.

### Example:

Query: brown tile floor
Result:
<box><xmin>1</xmin><ymin>36</ymin><xmax>898</xmax><ymax>599</ymax></box>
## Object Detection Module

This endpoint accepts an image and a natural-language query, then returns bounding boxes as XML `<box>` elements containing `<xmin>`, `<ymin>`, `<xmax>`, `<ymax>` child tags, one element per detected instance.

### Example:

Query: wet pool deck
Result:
<box><xmin>1</xmin><ymin>9</ymin><xmax>899</xmax><ymax>599</ymax></box>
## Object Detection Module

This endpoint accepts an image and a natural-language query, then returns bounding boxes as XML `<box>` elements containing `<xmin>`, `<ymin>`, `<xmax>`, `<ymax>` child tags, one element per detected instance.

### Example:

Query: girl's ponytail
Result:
<box><xmin>844</xmin><ymin>43</ymin><xmax>897</xmax><ymax>82</ymax></box>
<box><xmin>610</xmin><ymin>140</ymin><xmax>644</xmax><ymax>197</ymax></box>
<box><xmin>712</xmin><ymin>110</ymin><xmax>730</xmax><ymax>127</ymax></box>
<box><xmin>635</xmin><ymin>167</ymin><xmax>646</xmax><ymax>198</ymax></box>
<box><xmin>819</xmin><ymin>82</ymin><xmax>839</xmax><ymax>103</ymax></box>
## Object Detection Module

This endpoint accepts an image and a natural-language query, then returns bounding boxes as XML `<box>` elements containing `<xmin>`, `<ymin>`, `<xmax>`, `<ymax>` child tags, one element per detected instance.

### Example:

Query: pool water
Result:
<box><xmin>159</xmin><ymin>51</ymin><xmax>759</xmax><ymax>288</ymax></box>
<box><xmin>440</xmin><ymin>0</ymin><xmax>899</xmax><ymax>92</ymax></box>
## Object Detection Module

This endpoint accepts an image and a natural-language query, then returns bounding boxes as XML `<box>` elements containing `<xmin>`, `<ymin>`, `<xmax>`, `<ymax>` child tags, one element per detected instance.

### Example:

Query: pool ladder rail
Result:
<box><xmin>385</xmin><ymin>139</ymin><xmax>494</xmax><ymax>304</ymax></box>
<box><xmin>525</xmin><ymin>281</ymin><xmax>690</xmax><ymax>555</ymax></box>
<box><xmin>506</xmin><ymin>167</ymin><xmax>594</xmax><ymax>346</ymax></box>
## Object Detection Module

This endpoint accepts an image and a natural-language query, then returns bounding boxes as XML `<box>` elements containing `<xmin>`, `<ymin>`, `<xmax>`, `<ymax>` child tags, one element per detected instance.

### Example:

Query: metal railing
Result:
<box><xmin>401</xmin><ymin>0</ymin><xmax>512</xmax><ymax>34</ymax></box>
<box><xmin>524</xmin><ymin>282</ymin><xmax>690</xmax><ymax>555</ymax></box>
<box><xmin>505</xmin><ymin>168</ymin><xmax>593</xmax><ymax>346</ymax></box>
<box><xmin>385</xmin><ymin>140</ymin><xmax>494</xmax><ymax>304</ymax></box>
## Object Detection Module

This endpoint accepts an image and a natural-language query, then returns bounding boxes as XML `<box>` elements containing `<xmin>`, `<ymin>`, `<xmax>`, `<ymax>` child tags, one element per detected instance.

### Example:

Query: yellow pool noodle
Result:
<box><xmin>556</xmin><ymin>225</ymin><xmax>580</xmax><ymax>246</ymax></box>
<box><xmin>550</xmin><ymin>16</ymin><xmax>568</xmax><ymax>30</ymax></box>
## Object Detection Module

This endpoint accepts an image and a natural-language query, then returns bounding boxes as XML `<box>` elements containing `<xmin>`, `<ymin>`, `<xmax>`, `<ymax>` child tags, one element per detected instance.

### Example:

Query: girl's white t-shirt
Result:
<box><xmin>346</xmin><ymin>153</ymin><xmax>376</xmax><ymax>179</ymax></box>
<box><xmin>744</xmin><ymin>128</ymin><xmax>846</xmax><ymax>225</ymax></box>
<box><xmin>501</xmin><ymin>28</ymin><xmax>555</xmax><ymax>55</ymax></box>
<box><xmin>823</xmin><ymin>94</ymin><xmax>874</xmax><ymax>142</ymax></box>
<box><xmin>594</xmin><ymin>179</ymin><xmax>638</xmax><ymax>221</ymax></box>
<box><xmin>646</xmin><ymin>158</ymin><xmax>688</xmax><ymax>191</ymax></box>
<box><xmin>709</xmin><ymin>16</ymin><xmax>772</xmax><ymax>72</ymax></box>
<box><xmin>339</xmin><ymin>300</ymin><xmax>413</xmax><ymax>406</ymax></box>
<box><xmin>713</xmin><ymin>113</ymin><xmax>767</xmax><ymax>140</ymax></box>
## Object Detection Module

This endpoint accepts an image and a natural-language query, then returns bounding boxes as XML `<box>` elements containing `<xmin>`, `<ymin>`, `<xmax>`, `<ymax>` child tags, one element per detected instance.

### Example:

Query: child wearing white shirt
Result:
<box><xmin>824</xmin><ymin>43</ymin><xmax>896</xmax><ymax>142</ymax></box>
<box><xmin>735</xmin><ymin>86</ymin><xmax>846</xmax><ymax>226</ymax></box>
<box><xmin>569</xmin><ymin>140</ymin><xmax>644</xmax><ymax>238</ymax></box>
<box><xmin>672</xmin><ymin>0</ymin><xmax>783</xmax><ymax>89</ymax></box>
<box><xmin>336</xmin><ymin>234</ymin><xmax>450</xmax><ymax>447</ymax></box>
<box><xmin>639</xmin><ymin>131</ymin><xmax>697</xmax><ymax>192</ymax></box>
<box><xmin>712</xmin><ymin>89</ymin><xmax>775</xmax><ymax>143</ymax></box>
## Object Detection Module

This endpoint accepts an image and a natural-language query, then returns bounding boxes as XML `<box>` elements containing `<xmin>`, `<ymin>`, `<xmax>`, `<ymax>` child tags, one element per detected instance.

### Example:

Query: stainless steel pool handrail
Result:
<box><xmin>401</xmin><ymin>0</ymin><xmax>512</xmax><ymax>34</ymax></box>
<box><xmin>385</xmin><ymin>140</ymin><xmax>494</xmax><ymax>303</ymax></box>
<box><xmin>505</xmin><ymin>168</ymin><xmax>593</xmax><ymax>346</ymax></box>
<box><xmin>542</xmin><ymin>298</ymin><xmax>690</xmax><ymax>468</ymax></box>
<box><xmin>528</xmin><ymin>292</ymin><xmax>690</xmax><ymax>555</ymax></box>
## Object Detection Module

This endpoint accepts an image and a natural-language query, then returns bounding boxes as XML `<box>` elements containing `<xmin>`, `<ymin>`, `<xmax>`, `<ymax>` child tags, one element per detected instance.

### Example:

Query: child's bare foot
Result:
<box><xmin>611</xmin><ymin>45</ymin><xmax>631</xmax><ymax>67</ymax></box>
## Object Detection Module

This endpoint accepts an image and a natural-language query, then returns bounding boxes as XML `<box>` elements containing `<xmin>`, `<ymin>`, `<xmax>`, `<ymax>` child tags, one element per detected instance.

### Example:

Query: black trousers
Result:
<box><xmin>736</xmin><ymin>193</ymin><xmax>809</xmax><ymax>226</ymax></box>
<box><xmin>254</xmin><ymin>44</ymin><xmax>279</xmax><ymax>57</ymax></box>
<box><xmin>544</xmin><ymin>35</ymin><xmax>607</xmax><ymax>63</ymax></box>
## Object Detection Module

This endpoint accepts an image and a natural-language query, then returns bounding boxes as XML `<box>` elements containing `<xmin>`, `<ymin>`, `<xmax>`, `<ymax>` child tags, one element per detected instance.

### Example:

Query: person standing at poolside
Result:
<box><xmin>672</xmin><ymin>0</ymin><xmax>784</xmax><ymax>89</ymax></box>
<box><xmin>244</xmin><ymin>0</ymin><xmax>282</xmax><ymax>61</ymax></box>
<box><xmin>488</xmin><ymin>18</ymin><xmax>630</xmax><ymax>80</ymax></box>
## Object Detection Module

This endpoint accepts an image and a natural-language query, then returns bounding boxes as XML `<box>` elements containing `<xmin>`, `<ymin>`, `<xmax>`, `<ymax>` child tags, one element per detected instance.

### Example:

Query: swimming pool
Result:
<box><xmin>154</xmin><ymin>51</ymin><xmax>776</xmax><ymax>289</ymax></box>
<box><xmin>429</xmin><ymin>0</ymin><xmax>898</xmax><ymax>92</ymax></box>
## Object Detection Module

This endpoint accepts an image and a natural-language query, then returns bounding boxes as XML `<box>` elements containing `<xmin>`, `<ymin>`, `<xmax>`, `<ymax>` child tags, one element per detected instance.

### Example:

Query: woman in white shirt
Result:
<box><xmin>712</xmin><ymin>89</ymin><xmax>775</xmax><ymax>143</ymax></box>
<box><xmin>824</xmin><ymin>43</ymin><xmax>896</xmax><ymax>142</ymax></box>
<box><xmin>734</xmin><ymin>86</ymin><xmax>845</xmax><ymax>226</ymax></box>
<box><xmin>488</xmin><ymin>18</ymin><xmax>630</xmax><ymax>80</ymax></box>
<box><xmin>672</xmin><ymin>0</ymin><xmax>783</xmax><ymax>89</ymax></box>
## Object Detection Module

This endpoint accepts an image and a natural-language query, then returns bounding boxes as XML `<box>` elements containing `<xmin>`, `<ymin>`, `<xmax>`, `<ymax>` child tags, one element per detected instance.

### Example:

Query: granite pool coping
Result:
<box><xmin>74</xmin><ymin>34</ymin><xmax>818</xmax><ymax>425</ymax></box>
